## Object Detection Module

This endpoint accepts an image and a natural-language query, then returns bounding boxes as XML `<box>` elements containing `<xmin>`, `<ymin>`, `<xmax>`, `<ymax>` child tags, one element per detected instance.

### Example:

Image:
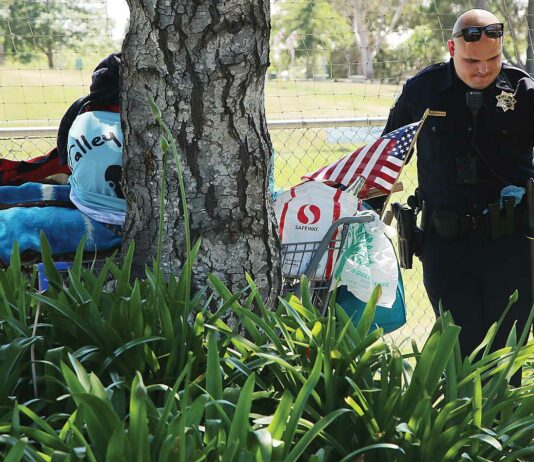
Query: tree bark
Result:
<box><xmin>46</xmin><ymin>50</ymin><xmax>54</xmax><ymax>69</ymax></box>
<box><xmin>351</xmin><ymin>0</ymin><xmax>372</xmax><ymax>79</ymax></box>
<box><xmin>351</xmin><ymin>0</ymin><xmax>408</xmax><ymax>80</ymax></box>
<box><xmin>121</xmin><ymin>1</ymin><xmax>281</xmax><ymax>305</ymax></box>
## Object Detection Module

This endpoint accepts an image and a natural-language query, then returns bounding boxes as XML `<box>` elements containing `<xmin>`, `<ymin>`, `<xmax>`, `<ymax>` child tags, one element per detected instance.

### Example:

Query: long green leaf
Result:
<box><xmin>206</xmin><ymin>332</ymin><xmax>223</xmax><ymax>421</ymax></box>
<box><xmin>4</xmin><ymin>439</ymin><xmax>26</xmax><ymax>462</ymax></box>
<box><xmin>39</xmin><ymin>231</ymin><xmax>62</xmax><ymax>292</ymax></box>
<box><xmin>98</xmin><ymin>336</ymin><xmax>164</xmax><ymax>373</ymax></box>
<box><xmin>74</xmin><ymin>394</ymin><xmax>123</xmax><ymax>459</ymax></box>
<box><xmin>286</xmin><ymin>409</ymin><xmax>351</xmax><ymax>462</ymax></box>
<box><xmin>281</xmin><ymin>349</ymin><xmax>323</xmax><ymax>457</ymax></box>
<box><xmin>356</xmin><ymin>284</ymin><xmax>382</xmax><ymax>338</ymax></box>
<box><xmin>225</xmin><ymin>373</ymin><xmax>256</xmax><ymax>458</ymax></box>
<box><xmin>267</xmin><ymin>389</ymin><xmax>294</xmax><ymax>440</ymax></box>
<box><xmin>129</xmin><ymin>372</ymin><xmax>150</xmax><ymax>462</ymax></box>
<box><xmin>339</xmin><ymin>443</ymin><xmax>405</xmax><ymax>462</ymax></box>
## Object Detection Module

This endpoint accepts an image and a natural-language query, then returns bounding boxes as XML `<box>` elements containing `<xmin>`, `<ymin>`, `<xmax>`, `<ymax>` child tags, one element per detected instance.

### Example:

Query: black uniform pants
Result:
<box><xmin>421</xmin><ymin>227</ymin><xmax>532</xmax><ymax>381</ymax></box>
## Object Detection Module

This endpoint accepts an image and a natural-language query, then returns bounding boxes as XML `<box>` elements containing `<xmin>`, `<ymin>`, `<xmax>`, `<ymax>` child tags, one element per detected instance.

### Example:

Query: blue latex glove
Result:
<box><xmin>500</xmin><ymin>185</ymin><xmax>525</xmax><ymax>207</ymax></box>
<box><xmin>483</xmin><ymin>185</ymin><xmax>525</xmax><ymax>214</ymax></box>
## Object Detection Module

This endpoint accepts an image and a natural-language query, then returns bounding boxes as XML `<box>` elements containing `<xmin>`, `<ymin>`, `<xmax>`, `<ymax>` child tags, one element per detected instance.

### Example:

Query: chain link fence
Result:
<box><xmin>0</xmin><ymin>127</ymin><xmax>56</xmax><ymax>160</ymax></box>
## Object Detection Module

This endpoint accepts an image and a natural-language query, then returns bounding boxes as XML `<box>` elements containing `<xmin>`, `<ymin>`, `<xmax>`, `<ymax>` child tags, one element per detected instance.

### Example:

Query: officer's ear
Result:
<box><xmin>448</xmin><ymin>39</ymin><xmax>455</xmax><ymax>57</ymax></box>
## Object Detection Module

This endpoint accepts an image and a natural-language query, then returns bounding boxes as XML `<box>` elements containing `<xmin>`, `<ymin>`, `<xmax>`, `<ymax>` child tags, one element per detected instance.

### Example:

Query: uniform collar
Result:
<box><xmin>439</xmin><ymin>58</ymin><xmax>512</xmax><ymax>93</ymax></box>
<box><xmin>442</xmin><ymin>59</ymin><xmax>456</xmax><ymax>92</ymax></box>
<box><xmin>494</xmin><ymin>65</ymin><xmax>514</xmax><ymax>92</ymax></box>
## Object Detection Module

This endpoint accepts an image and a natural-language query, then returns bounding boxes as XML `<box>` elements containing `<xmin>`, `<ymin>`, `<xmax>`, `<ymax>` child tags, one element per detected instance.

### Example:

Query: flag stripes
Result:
<box><xmin>303</xmin><ymin>122</ymin><xmax>420</xmax><ymax>198</ymax></box>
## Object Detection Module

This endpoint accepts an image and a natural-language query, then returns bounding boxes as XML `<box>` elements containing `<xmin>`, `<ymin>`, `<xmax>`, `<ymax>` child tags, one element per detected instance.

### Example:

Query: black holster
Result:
<box><xmin>392</xmin><ymin>200</ymin><xmax>424</xmax><ymax>269</ymax></box>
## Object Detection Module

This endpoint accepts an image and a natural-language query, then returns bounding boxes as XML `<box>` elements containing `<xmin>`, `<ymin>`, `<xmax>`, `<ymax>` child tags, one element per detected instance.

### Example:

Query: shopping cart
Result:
<box><xmin>281</xmin><ymin>214</ymin><xmax>374</xmax><ymax>313</ymax></box>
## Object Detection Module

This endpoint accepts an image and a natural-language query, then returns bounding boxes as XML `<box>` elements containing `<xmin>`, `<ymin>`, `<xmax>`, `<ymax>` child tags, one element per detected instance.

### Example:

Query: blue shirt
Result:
<box><xmin>67</xmin><ymin>110</ymin><xmax>126</xmax><ymax>224</ymax></box>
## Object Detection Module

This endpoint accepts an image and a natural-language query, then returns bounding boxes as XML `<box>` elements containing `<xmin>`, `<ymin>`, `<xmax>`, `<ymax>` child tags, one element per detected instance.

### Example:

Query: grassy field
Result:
<box><xmin>1</xmin><ymin>68</ymin><xmax>528</xmax><ymax>358</ymax></box>
<box><xmin>0</xmin><ymin>68</ymin><xmax>94</xmax><ymax>125</ymax></box>
<box><xmin>0</xmin><ymin>70</ymin><xmax>399</xmax><ymax>125</ymax></box>
<box><xmin>266</xmin><ymin>79</ymin><xmax>398</xmax><ymax>119</ymax></box>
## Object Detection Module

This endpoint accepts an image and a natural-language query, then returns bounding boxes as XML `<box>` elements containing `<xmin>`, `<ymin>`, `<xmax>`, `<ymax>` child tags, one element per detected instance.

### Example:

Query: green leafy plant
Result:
<box><xmin>1</xmin><ymin>100</ymin><xmax>532</xmax><ymax>461</ymax></box>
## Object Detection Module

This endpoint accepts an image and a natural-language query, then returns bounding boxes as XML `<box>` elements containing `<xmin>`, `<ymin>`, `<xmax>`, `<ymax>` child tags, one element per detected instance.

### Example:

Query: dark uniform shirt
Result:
<box><xmin>384</xmin><ymin>59</ymin><xmax>534</xmax><ymax>213</ymax></box>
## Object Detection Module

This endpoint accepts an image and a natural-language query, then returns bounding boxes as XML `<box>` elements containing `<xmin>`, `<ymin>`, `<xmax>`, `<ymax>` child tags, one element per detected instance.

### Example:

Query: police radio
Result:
<box><xmin>466</xmin><ymin>90</ymin><xmax>483</xmax><ymax>117</ymax></box>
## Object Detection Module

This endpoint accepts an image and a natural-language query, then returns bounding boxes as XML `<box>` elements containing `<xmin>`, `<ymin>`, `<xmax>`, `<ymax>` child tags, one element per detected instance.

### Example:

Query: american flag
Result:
<box><xmin>303</xmin><ymin>122</ymin><xmax>421</xmax><ymax>198</ymax></box>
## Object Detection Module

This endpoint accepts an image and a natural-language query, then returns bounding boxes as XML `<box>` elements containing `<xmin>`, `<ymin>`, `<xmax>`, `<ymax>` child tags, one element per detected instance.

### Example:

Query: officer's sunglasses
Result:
<box><xmin>452</xmin><ymin>23</ymin><xmax>504</xmax><ymax>42</ymax></box>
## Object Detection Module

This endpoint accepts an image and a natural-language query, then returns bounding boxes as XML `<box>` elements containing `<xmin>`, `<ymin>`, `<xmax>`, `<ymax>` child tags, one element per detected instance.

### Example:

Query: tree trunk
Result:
<box><xmin>121</xmin><ymin>1</ymin><xmax>281</xmax><ymax>305</ymax></box>
<box><xmin>527</xmin><ymin>0</ymin><xmax>534</xmax><ymax>76</ymax></box>
<box><xmin>352</xmin><ymin>0</ymin><xmax>373</xmax><ymax>79</ymax></box>
<box><xmin>46</xmin><ymin>50</ymin><xmax>54</xmax><ymax>69</ymax></box>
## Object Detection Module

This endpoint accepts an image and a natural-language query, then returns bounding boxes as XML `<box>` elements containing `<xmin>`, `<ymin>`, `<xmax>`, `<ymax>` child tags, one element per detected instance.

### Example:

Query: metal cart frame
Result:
<box><xmin>281</xmin><ymin>214</ymin><xmax>374</xmax><ymax>313</ymax></box>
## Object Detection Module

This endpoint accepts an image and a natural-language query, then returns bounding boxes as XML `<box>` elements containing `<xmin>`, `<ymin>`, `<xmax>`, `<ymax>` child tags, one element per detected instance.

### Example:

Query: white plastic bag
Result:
<box><xmin>333</xmin><ymin>211</ymin><xmax>398</xmax><ymax>307</ymax></box>
<box><xmin>273</xmin><ymin>181</ymin><xmax>360</xmax><ymax>278</ymax></box>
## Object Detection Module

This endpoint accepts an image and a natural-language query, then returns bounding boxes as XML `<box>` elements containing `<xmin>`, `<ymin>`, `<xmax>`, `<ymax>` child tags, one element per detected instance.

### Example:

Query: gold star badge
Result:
<box><xmin>496</xmin><ymin>91</ymin><xmax>517</xmax><ymax>112</ymax></box>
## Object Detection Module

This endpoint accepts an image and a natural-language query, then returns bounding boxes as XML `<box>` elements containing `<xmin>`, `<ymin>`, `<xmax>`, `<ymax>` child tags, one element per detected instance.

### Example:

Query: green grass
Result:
<box><xmin>265</xmin><ymin>79</ymin><xmax>397</xmax><ymax>119</ymax></box>
<box><xmin>0</xmin><ymin>71</ymin><xmax>399</xmax><ymax>126</ymax></box>
<box><xmin>0</xmin><ymin>67</ymin><xmax>95</xmax><ymax>158</ymax></box>
<box><xmin>0</xmin><ymin>68</ymin><xmax>93</xmax><ymax>125</ymax></box>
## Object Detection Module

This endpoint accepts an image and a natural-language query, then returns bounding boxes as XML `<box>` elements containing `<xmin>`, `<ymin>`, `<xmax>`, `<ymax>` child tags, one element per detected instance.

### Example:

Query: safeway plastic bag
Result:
<box><xmin>273</xmin><ymin>181</ymin><xmax>360</xmax><ymax>278</ymax></box>
<box><xmin>333</xmin><ymin>211</ymin><xmax>398</xmax><ymax>307</ymax></box>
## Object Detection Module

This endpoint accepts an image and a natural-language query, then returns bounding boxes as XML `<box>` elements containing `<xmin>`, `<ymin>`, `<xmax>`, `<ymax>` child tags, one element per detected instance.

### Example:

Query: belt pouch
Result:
<box><xmin>431</xmin><ymin>209</ymin><xmax>460</xmax><ymax>240</ymax></box>
<box><xmin>503</xmin><ymin>197</ymin><xmax>516</xmax><ymax>235</ymax></box>
<box><xmin>488</xmin><ymin>199</ymin><xmax>516</xmax><ymax>238</ymax></box>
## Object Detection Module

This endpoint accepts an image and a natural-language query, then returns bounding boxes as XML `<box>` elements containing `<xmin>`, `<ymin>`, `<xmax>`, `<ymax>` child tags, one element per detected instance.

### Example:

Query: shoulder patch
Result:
<box><xmin>404</xmin><ymin>61</ymin><xmax>449</xmax><ymax>89</ymax></box>
<box><xmin>390</xmin><ymin>92</ymin><xmax>401</xmax><ymax>110</ymax></box>
<box><xmin>413</xmin><ymin>62</ymin><xmax>447</xmax><ymax>78</ymax></box>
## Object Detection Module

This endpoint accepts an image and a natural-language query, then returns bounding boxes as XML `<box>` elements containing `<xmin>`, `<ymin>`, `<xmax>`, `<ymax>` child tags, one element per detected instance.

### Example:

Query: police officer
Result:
<box><xmin>383</xmin><ymin>9</ymin><xmax>533</xmax><ymax>369</ymax></box>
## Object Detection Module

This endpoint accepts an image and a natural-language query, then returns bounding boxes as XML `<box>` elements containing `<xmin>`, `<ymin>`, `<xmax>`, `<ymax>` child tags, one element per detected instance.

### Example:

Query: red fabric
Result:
<box><xmin>81</xmin><ymin>103</ymin><xmax>120</xmax><ymax>114</ymax></box>
<box><xmin>0</xmin><ymin>147</ymin><xmax>71</xmax><ymax>186</ymax></box>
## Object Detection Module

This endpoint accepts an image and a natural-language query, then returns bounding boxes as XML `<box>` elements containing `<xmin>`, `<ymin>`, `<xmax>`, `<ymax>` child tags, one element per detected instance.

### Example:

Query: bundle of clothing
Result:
<box><xmin>0</xmin><ymin>147</ymin><xmax>69</xmax><ymax>186</ymax></box>
<box><xmin>0</xmin><ymin>52</ymin><xmax>125</xmax><ymax>266</ymax></box>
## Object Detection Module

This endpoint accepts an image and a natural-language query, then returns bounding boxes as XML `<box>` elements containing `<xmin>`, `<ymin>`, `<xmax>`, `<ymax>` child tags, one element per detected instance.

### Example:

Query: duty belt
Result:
<box><xmin>429</xmin><ymin>201</ymin><xmax>526</xmax><ymax>240</ymax></box>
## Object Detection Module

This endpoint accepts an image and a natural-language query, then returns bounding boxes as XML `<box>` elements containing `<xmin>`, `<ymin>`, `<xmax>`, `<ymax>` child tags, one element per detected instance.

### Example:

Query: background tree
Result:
<box><xmin>527</xmin><ymin>0</ymin><xmax>534</xmax><ymax>75</ymax></box>
<box><xmin>405</xmin><ymin>0</ymin><xmax>531</xmax><ymax>69</ymax></box>
<box><xmin>121</xmin><ymin>1</ymin><xmax>281</xmax><ymax>304</ymax></box>
<box><xmin>0</xmin><ymin>3</ymin><xmax>7</xmax><ymax>65</ymax></box>
<box><xmin>345</xmin><ymin>0</ymin><xmax>412</xmax><ymax>79</ymax></box>
<box><xmin>2</xmin><ymin>0</ymin><xmax>113</xmax><ymax>68</ymax></box>
<box><xmin>272</xmin><ymin>0</ymin><xmax>353</xmax><ymax>79</ymax></box>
